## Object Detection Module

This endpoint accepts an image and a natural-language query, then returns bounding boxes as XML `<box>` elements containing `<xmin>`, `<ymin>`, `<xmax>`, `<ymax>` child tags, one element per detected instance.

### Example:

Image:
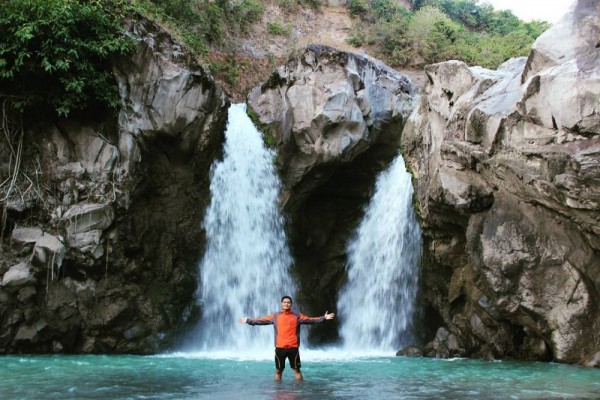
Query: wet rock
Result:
<box><xmin>396</xmin><ymin>345</ymin><xmax>423</xmax><ymax>357</ymax></box>
<box><xmin>81</xmin><ymin>337</ymin><xmax>96</xmax><ymax>353</ymax></box>
<box><xmin>581</xmin><ymin>351</ymin><xmax>600</xmax><ymax>368</ymax></box>
<box><xmin>90</xmin><ymin>297</ymin><xmax>130</xmax><ymax>329</ymax></box>
<box><xmin>423</xmin><ymin>327</ymin><xmax>465</xmax><ymax>359</ymax></box>
<box><xmin>55</xmin><ymin>162</ymin><xmax>86</xmax><ymax>181</ymax></box>
<box><xmin>124</xmin><ymin>323</ymin><xmax>148</xmax><ymax>340</ymax></box>
<box><xmin>14</xmin><ymin>320</ymin><xmax>47</xmax><ymax>343</ymax></box>
<box><xmin>61</xmin><ymin>203</ymin><xmax>114</xmax><ymax>236</ymax></box>
<box><xmin>52</xmin><ymin>340</ymin><xmax>64</xmax><ymax>353</ymax></box>
<box><xmin>60</xmin><ymin>123</ymin><xmax>119</xmax><ymax>175</ymax></box>
<box><xmin>17</xmin><ymin>286</ymin><xmax>37</xmax><ymax>303</ymax></box>
<box><xmin>2</xmin><ymin>262</ymin><xmax>36</xmax><ymax>288</ymax></box>
<box><xmin>31</xmin><ymin>233</ymin><xmax>65</xmax><ymax>273</ymax></box>
<box><xmin>66</xmin><ymin>230</ymin><xmax>103</xmax><ymax>258</ymax></box>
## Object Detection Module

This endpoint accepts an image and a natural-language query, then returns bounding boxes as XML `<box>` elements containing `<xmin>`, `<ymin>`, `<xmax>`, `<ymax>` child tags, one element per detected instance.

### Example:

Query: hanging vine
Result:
<box><xmin>0</xmin><ymin>96</ymin><xmax>24</xmax><ymax>243</ymax></box>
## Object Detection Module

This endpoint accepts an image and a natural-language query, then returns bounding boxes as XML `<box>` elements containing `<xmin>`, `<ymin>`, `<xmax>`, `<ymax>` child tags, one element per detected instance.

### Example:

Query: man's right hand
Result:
<box><xmin>239</xmin><ymin>317</ymin><xmax>248</xmax><ymax>324</ymax></box>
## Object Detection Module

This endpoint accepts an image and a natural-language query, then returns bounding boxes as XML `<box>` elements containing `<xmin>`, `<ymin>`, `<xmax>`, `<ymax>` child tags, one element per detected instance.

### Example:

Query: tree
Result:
<box><xmin>0</xmin><ymin>0</ymin><xmax>134</xmax><ymax>117</ymax></box>
<box><xmin>407</xmin><ymin>6</ymin><xmax>459</xmax><ymax>60</ymax></box>
<box><xmin>485</xmin><ymin>9</ymin><xmax>521</xmax><ymax>35</ymax></box>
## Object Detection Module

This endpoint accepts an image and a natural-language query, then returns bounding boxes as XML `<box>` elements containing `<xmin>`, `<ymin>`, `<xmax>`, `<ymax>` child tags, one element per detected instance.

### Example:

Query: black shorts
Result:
<box><xmin>275</xmin><ymin>347</ymin><xmax>301</xmax><ymax>371</ymax></box>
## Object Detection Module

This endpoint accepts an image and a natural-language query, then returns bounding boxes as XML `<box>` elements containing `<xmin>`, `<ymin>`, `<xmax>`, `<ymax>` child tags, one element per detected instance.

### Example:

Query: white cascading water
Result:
<box><xmin>338</xmin><ymin>155</ymin><xmax>421</xmax><ymax>352</ymax></box>
<box><xmin>192</xmin><ymin>103</ymin><xmax>294</xmax><ymax>352</ymax></box>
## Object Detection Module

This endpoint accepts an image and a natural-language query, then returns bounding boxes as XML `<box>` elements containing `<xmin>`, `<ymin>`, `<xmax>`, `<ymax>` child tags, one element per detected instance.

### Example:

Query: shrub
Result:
<box><xmin>267</xmin><ymin>22</ymin><xmax>289</xmax><ymax>36</ymax></box>
<box><xmin>371</xmin><ymin>0</ymin><xmax>410</xmax><ymax>22</ymax></box>
<box><xmin>407</xmin><ymin>6</ymin><xmax>456</xmax><ymax>56</ymax></box>
<box><xmin>349</xmin><ymin>0</ymin><xmax>369</xmax><ymax>17</ymax></box>
<box><xmin>423</xmin><ymin>0</ymin><xmax>480</xmax><ymax>29</ymax></box>
<box><xmin>422</xmin><ymin>18</ymin><xmax>463</xmax><ymax>63</ymax></box>
<box><xmin>370</xmin><ymin>14</ymin><xmax>412</xmax><ymax>65</ymax></box>
<box><xmin>208</xmin><ymin>56</ymin><xmax>241</xmax><ymax>86</ymax></box>
<box><xmin>227</xmin><ymin>0</ymin><xmax>264</xmax><ymax>35</ymax></box>
<box><xmin>346</xmin><ymin>32</ymin><xmax>366</xmax><ymax>48</ymax></box>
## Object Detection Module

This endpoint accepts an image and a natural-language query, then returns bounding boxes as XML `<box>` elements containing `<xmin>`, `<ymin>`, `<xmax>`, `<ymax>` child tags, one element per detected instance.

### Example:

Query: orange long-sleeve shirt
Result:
<box><xmin>246</xmin><ymin>309</ymin><xmax>325</xmax><ymax>348</ymax></box>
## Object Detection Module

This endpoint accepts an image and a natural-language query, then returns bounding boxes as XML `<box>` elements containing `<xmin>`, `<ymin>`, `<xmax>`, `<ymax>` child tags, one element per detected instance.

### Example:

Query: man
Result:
<box><xmin>239</xmin><ymin>295</ymin><xmax>335</xmax><ymax>381</ymax></box>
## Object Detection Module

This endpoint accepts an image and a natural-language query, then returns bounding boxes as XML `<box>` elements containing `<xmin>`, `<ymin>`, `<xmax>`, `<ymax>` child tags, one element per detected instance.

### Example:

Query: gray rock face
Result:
<box><xmin>402</xmin><ymin>0</ymin><xmax>600</xmax><ymax>365</ymax></box>
<box><xmin>522</xmin><ymin>0</ymin><xmax>600</xmax><ymax>82</ymax></box>
<box><xmin>248</xmin><ymin>44</ymin><xmax>415</xmax><ymax>210</ymax></box>
<box><xmin>0</xmin><ymin>17</ymin><xmax>228</xmax><ymax>354</ymax></box>
<box><xmin>249</xmin><ymin>45</ymin><xmax>416</xmax><ymax>339</ymax></box>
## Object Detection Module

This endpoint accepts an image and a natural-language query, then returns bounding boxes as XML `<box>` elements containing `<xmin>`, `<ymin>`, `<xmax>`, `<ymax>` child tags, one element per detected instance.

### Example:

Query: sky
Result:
<box><xmin>482</xmin><ymin>0</ymin><xmax>574</xmax><ymax>23</ymax></box>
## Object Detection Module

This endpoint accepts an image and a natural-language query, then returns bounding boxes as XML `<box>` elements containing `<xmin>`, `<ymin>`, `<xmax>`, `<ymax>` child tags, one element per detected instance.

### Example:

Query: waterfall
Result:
<box><xmin>337</xmin><ymin>155</ymin><xmax>421</xmax><ymax>351</ymax></box>
<box><xmin>191</xmin><ymin>103</ymin><xmax>294</xmax><ymax>351</ymax></box>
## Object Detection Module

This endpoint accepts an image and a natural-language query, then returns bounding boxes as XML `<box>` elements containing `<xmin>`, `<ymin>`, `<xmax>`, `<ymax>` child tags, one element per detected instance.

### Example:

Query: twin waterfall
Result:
<box><xmin>193</xmin><ymin>104</ymin><xmax>294</xmax><ymax>351</ymax></box>
<box><xmin>192</xmin><ymin>104</ymin><xmax>421</xmax><ymax>353</ymax></box>
<box><xmin>338</xmin><ymin>156</ymin><xmax>421</xmax><ymax>350</ymax></box>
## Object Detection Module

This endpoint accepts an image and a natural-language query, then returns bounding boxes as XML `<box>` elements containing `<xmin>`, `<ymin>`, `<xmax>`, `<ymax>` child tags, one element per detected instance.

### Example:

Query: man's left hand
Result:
<box><xmin>324</xmin><ymin>311</ymin><xmax>335</xmax><ymax>320</ymax></box>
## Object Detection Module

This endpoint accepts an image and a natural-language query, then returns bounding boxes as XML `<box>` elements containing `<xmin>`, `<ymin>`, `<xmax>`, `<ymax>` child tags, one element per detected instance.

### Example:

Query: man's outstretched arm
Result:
<box><xmin>239</xmin><ymin>314</ymin><xmax>275</xmax><ymax>325</ymax></box>
<box><xmin>299</xmin><ymin>311</ymin><xmax>335</xmax><ymax>325</ymax></box>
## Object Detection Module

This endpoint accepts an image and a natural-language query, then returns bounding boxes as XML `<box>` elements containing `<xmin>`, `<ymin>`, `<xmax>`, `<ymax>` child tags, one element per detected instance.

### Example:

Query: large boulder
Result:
<box><xmin>248</xmin><ymin>44</ymin><xmax>415</xmax><ymax>210</ymax></box>
<box><xmin>402</xmin><ymin>0</ymin><xmax>600</xmax><ymax>365</ymax></box>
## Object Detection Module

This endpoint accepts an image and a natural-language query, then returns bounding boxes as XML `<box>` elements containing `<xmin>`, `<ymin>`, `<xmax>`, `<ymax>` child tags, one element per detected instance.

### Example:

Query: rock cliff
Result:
<box><xmin>2</xmin><ymin>1</ymin><xmax>598</xmax><ymax>368</ymax></box>
<box><xmin>401</xmin><ymin>0</ymin><xmax>600</xmax><ymax>365</ymax></box>
<box><xmin>0</xmin><ymin>17</ymin><xmax>228</xmax><ymax>353</ymax></box>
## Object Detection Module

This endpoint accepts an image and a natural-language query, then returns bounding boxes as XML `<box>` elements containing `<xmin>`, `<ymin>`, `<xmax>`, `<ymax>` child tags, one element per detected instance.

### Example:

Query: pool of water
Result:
<box><xmin>1</xmin><ymin>350</ymin><xmax>599</xmax><ymax>399</ymax></box>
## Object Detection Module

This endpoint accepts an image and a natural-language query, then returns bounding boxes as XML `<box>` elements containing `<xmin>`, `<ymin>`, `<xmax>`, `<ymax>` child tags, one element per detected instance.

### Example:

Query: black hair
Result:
<box><xmin>281</xmin><ymin>295</ymin><xmax>293</xmax><ymax>303</ymax></box>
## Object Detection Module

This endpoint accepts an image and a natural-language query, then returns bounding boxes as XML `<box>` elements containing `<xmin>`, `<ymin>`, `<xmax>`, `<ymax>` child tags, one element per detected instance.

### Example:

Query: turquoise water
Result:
<box><xmin>1</xmin><ymin>351</ymin><xmax>600</xmax><ymax>399</ymax></box>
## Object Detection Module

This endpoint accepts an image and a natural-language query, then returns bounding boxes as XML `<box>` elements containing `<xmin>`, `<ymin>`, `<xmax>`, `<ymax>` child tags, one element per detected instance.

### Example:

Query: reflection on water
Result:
<box><xmin>1</xmin><ymin>353</ymin><xmax>600</xmax><ymax>399</ymax></box>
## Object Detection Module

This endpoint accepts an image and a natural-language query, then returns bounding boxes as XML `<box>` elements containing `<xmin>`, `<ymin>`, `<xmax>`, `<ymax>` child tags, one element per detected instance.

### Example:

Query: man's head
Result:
<box><xmin>281</xmin><ymin>296</ymin><xmax>293</xmax><ymax>310</ymax></box>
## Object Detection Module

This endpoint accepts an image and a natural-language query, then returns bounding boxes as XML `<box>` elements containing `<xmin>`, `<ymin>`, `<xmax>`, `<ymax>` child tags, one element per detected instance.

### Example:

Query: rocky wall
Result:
<box><xmin>0</xmin><ymin>16</ymin><xmax>228</xmax><ymax>353</ymax></box>
<box><xmin>401</xmin><ymin>0</ymin><xmax>600</xmax><ymax>366</ymax></box>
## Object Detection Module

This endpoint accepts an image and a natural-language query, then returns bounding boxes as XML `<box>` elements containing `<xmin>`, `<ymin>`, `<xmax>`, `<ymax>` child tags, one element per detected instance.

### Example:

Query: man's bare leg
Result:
<box><xmin>275</xmin><ymin>370</ymin><xmax>282</xmax><ymax>381</ymax></box>
<box><xmin>293</xmin><ymin>369</ymin><xmax>303</xmax><ymax>381</ymax></box>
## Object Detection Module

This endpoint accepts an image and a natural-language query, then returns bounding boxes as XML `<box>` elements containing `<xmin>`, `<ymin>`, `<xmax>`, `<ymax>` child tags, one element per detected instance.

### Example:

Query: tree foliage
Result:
<box><xmin>348</xmin><ymin>0</ymin><xmax>551</xmax><ymax>69</ymax></box>
<box><xmin>0</xmin><ymin>0</ymin><xmax>134</xmax><ymax>117</ymax></box>
<box><xmin>371</xmin><ymin>0</ymin><xmax>410</xmax><ymax>22</ymax></box>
